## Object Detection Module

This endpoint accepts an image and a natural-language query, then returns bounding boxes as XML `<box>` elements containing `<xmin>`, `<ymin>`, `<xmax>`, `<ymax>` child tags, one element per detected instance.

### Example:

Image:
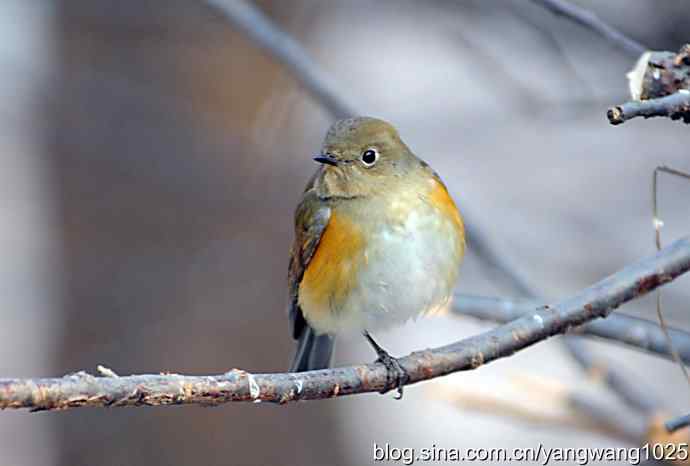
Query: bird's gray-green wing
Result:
<box><xmin>287</xmin><ymin>188</ymin><xmax>331</xmax><ymax>340</ymax></box>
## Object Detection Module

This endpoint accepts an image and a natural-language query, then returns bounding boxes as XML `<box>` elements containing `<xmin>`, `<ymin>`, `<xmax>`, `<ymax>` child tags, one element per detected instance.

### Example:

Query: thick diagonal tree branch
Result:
<box><xmin>1</xmin><ymin>237</ymin><xmax>689</xmax><ymax>412</ymax></box>
<box><xmin>454</xmin><ymin>294</ymin><xmax>690</xmax><ymax>365</ymax></box>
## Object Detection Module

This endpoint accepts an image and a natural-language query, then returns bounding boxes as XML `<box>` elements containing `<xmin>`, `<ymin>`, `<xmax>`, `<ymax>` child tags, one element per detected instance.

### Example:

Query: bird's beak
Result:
<box><xmin>313</xmin><ymin>154</ymin><xmax>338</xmax><ymax>166</ymax></box>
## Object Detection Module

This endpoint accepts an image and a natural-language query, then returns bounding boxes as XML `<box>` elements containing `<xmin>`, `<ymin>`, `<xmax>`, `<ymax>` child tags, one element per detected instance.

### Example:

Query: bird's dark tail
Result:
<box><xmin>289</xmin><ymin>325</ymin><xmax>335</xmax><ymax>372</ymax></box>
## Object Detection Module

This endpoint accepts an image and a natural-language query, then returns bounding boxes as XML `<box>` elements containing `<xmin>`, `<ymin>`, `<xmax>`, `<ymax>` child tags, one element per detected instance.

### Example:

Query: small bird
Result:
<box><xmin>287</xmin><ymin>117</ymin><xmax>465</xmax><ymax>396</ymax></box>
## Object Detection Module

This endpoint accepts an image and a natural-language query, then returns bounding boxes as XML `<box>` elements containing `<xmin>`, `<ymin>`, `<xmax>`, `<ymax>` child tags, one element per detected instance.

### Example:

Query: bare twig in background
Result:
<box><xmin>510</xmin><ymin>2</ymin><xmax>593</xmax><ymax>101</ymax></box>
<box><xmin>205</xmin><ymin>0</ymin><xmax>357</xmax><ymax>119</ymax></box>
<box><xmin>653</xmin><ymin>166</ymin><xmax>690</xmax><ymax>433</ymax></box>
<box><xmin>607</xmin><ymin>91</ymin><xmax>690</xmax><ymax>124</ymax></box>
<box><xmin>450</xmin><ymin>25</ymin><xmax>543</xmax><ymax>111</ymax></box>
<box><xmin>654</xmin><ymin>167</ymin><xmax>690</xmax><ymax>252</ymax></box>
<box><xmin>1</xmin><ymin>237</ymin><xmax>689</xmax><ymax>412</ymax></box>
<box><xmin>454</xmin><ymin>294</ymin><xmax>690</xmax><ymax>365</ymax></box>
<box><xmin>567</xmin><ymin>391</ymin><xmax>649</xmax><ymax>444</ymax></box>
<box><xmin>528</xmin><ymin>0</ymin><xmax>646</xmax><ymax>57</ymax></box>
<box><xmin>564</xmin><ymin>337</ymin><xmax>658</xmax><ymax>414</ymax></box>
<box><xmin>653</xmin><ymin>167</ymin><xmax>690</xmax><ymax>382</ymax></box>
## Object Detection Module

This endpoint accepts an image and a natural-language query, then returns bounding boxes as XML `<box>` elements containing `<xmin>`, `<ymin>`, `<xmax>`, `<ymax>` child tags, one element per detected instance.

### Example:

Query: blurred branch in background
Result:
<box><xmin>206</xmin><ymin>0</ymin><xmax>357</xmax><ymax>119</ymax></box>
<box><xmin>434</xmin><ymin>374</ymin><xmax>650</xmax><ymax>446</ymax></box>
<box><xmin>528</xmin><ymin>0</ymin><xmax>647</xmax><ymax>57</ymax></box>
<box><xmin>436</xmin><ymin>373</ymin><xmax>690</xmax><ymax>453</ymax></box>
<box><xmin>1</xmin><ymin>236</ymin><xmax>690</xmax><ymax>411</ymax></box>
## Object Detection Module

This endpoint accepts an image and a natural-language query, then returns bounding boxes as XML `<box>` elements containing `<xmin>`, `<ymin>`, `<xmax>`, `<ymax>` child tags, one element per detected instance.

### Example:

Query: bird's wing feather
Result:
<box><xmin>288</xmin><ymin>180</ymin><xmax>331</xmax><ymax>340</ymax></box>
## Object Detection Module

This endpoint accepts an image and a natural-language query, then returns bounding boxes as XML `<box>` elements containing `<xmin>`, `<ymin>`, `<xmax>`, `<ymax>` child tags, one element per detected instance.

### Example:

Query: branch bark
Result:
<box><xmin>608</xmin><ymin>45</ymin><xmax>690</xmax><ymax>125</ymax></box>
<box><xmin>454</xmin><ymin>294</ymin><xmax>690</xmax><ymax>365</ymax></box>
<box><xmin>2</xmin><ymin>236</ymin><xmax>689</xmax><ymax>412</ymax></box>
<box><xmin>607</xmin><ymin>90</ymin><xmax>690</xmax><ymax>125</ymax></box>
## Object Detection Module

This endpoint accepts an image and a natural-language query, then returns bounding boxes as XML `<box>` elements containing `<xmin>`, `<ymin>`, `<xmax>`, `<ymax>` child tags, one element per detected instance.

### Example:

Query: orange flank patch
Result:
<box><xmin>299</xmin><ymin>211</ymin><xmax>365</xmax><ymax>322</ymax></box>
<box><xmin>429</xmin><ymin>178</ymin><xmax>466</xmax><ymax>248</ymax></box>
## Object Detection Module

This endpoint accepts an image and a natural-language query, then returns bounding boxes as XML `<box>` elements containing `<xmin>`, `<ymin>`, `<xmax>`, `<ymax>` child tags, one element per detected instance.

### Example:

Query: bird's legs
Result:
<box><xmin>363</xmin><ymin>331</ymin><xmax>409</xmax><ymax>399</ymax></box>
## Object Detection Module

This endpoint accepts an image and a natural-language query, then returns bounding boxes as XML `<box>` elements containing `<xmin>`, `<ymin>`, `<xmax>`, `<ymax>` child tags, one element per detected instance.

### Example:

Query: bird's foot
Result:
<box><xmin>363</xmin><ymin>332</ymin><xmax>409</xmax><ymax>399</ymax></box>
<box><xmin>376</xmin><ymin>349</ymin><xmax>409</xmax><ymax>399</ymax></box>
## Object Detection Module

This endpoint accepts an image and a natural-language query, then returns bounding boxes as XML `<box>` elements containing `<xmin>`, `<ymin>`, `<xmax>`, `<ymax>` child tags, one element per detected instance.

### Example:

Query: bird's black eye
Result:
<box><xmin>361</xmin><ymin>148</ymin><xmax>379</xmax><ymax>167</ymax></box>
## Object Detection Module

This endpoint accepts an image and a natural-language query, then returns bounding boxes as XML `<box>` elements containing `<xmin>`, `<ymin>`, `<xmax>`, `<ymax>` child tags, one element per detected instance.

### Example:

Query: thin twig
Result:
<box><xmin>2</xmin><ymin>237</ymin><xmax>690</xmax><ymax>411</ymax></box>
<box><xmin>653</xmin><ymin>167</ymin><xmax>690</xmax><ymax>381</ymax></box>
<box><xmin>454</xmin><ymin>294</ymin><xmax>690</xmax><ymax>365</ymax></box>
<box><xmin>205</xmin><ymin>0</ymin><xmax>357</xmax><ymax>119</ymax></box>
<box><xmin>608</xmin><ymin>90</ymin><xmax>690</xmax><ymax>125</ymax></box>
<box><xmin>529</xmin><ymin>0</ymin><xmax>647</xmax><ymax>57</ymax></box>
<box><xmin>653</xmin><ymin>166</ymin><xmax>690</xmax><ymax>431</ymax></box>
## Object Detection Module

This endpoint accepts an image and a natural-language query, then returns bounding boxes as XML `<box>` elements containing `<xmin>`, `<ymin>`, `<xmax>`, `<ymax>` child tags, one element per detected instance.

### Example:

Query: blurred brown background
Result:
<box><xmin>1</xmin><ymin>1</ymin><xmax>689</xmax><ymax>465</ymax></box>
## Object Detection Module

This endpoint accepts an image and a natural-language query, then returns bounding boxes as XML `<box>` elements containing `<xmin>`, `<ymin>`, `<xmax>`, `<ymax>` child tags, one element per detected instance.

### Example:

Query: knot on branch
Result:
<box><xmin>629</xmin><ymin>45</ymin><xmax>690</xmax><ymax>101</ymax></box>
<box><xmin>608</xmin><ymin>44</ymin><xmax>690</xmax><ymax>125</ymax></box>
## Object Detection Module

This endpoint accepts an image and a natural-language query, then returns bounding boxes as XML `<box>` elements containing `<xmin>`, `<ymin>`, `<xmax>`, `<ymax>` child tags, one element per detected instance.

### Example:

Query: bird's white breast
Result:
<box><xmin>316</xmin><ymin>195</ymin><xmax>464</xmax><ymax>334</ymax></box>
